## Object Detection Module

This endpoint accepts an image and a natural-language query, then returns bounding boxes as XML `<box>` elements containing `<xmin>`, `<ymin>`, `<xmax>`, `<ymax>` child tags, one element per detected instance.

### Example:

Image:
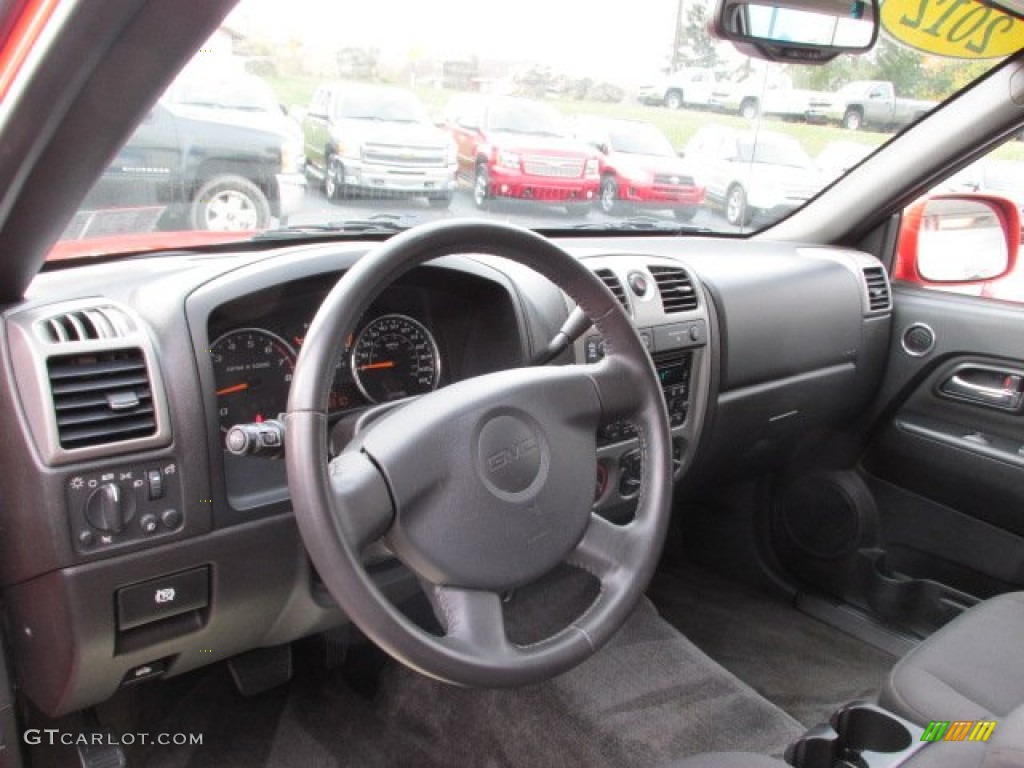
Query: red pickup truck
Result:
<box><xmin>442</xmin><ymin>95</ymin><xmax>600</xmax><ymax>216</ymax></box>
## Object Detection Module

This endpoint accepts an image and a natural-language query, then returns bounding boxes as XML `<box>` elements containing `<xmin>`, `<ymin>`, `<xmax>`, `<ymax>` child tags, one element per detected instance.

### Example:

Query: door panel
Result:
<box><xmin>772</xmin><ymin>284</ymin><xmax>1024</xmax><ymax>637</ymax></box>
<box><xmin>863</xmin><ymin>285</ymin><xmax>1024</xmax><ymax>594</ymax></box>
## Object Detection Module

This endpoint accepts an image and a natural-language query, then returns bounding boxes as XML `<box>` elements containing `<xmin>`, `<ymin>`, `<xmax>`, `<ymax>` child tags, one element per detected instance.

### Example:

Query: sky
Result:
<box><xmin>226</xmin><ymin>0</ymin><xmax>693</xmax><ymax>80</ymax></box>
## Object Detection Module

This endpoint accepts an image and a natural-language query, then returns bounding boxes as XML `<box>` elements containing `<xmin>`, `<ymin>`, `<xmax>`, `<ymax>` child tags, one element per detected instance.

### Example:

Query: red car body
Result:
<box><xmin>572</xmin><ymin>116</ymin><xmax>705</xmax><ymax>219</ymax></box>
<box><xmin>443</xmin><ymin>95</ymin><xmax>600</xmax><ymax>212</ymax></box>
<box><xmin>602</xmin><ymin>153</ymin><xmax>705</xmax><ymax>209</ymax></box>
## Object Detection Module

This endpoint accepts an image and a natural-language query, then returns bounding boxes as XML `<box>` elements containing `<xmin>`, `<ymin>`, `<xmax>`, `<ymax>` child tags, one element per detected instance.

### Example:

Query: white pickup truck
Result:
<box><xmin>636</xmin><ymin>67</ymin><xmax>716</xmax><ymax>110</ymax></box>
<box><xmin>710</xmin><ymin>71</ymin><xmax>830</xmax><ymax>121</ymax></box>
<box><xmin>811</xmin><ymin>80</ymin><xmax>937</xmax><ymax>130</ymax></box>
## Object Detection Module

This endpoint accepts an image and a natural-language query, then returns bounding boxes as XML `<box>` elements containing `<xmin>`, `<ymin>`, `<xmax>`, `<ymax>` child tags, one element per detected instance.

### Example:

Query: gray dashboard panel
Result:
<box><xmin>0</xmin><ymin>234</ymin><xmax>889</xmax><ymax>716</ymax></box>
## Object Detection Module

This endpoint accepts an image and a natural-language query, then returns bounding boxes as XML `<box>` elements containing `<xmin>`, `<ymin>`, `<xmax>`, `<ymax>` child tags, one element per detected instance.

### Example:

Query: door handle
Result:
<box><xmin>940</xmin><ymin>369</ymin><xmax>1024</xmax><ymax>410</ymax></box>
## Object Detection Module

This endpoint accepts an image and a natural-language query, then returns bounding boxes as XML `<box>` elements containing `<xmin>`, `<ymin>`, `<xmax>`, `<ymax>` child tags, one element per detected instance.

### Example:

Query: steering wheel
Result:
<box><xmin>285</xmin><ymin>220</ymin><xmax>673</xmax><ymax>687</ymax></box>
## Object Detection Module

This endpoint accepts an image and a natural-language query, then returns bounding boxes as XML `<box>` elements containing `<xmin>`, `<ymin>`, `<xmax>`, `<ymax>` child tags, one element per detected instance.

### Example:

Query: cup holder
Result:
<box><xmin>785</xmin><ymin>703</ymin><xmax>917</xmax><ymax>768</ymax></box>
<box><xmin>832</xmin><ymin>704</ymin><xmax>912</xmax><ymax>754</ymax></box>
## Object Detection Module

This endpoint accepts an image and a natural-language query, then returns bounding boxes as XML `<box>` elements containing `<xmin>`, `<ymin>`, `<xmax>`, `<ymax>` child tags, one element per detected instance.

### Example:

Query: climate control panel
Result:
<box><xmin>65</xmin><ymin>459</ymin><xmax>183</xmax><ymax>553</ymax></box>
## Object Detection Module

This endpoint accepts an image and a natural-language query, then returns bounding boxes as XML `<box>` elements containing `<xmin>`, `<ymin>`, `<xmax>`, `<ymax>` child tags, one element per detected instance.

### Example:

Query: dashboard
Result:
<box><xmin>0</xmin><ymin>235</ymin><xmax>891</xmax><ymax>717</ymax></box>
<box><xmin>207</xmin><ymin>271</ymin><xmax>520</xmax><ymax>430</ymax></box>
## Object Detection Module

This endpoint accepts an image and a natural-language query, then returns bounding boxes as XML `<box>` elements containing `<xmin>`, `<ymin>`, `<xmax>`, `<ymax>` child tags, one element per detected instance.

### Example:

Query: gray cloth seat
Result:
<box><xmin>881</xmin><ymin>591</ymin><xmax>1024</xmax><ymax>724</ymax></box>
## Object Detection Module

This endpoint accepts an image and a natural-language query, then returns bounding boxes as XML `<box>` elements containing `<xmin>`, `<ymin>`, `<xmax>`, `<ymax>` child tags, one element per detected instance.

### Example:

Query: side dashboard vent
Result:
<box><xmin>650</xmin><ymin>265</ymin><xmax>698</xmax><ymax>313</ymax></box>
<box><xmin>41</xmin><ymin>306</ymin><xmax>132</xmax><ymax>343</ymax></box>
<box><xmin>863</xmin><ymin>266</ymin><xmax>891</xmax><ymax>313</ymax></box>
<box><xmin>594</xmin><ymin>268</ymin><xmax>629</xmax><ymax>313</ymax></box>
<box><xmin>46</xmin><ymin>348</ymin><xmax>156</xmax><ymax>449</ymax></box>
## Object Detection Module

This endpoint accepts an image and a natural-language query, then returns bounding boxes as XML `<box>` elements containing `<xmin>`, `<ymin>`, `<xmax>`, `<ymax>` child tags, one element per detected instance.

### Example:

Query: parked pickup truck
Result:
<box><xmin>811</xmin><ymin>81</ymin><xmax>937</xmax><ymax>131</ymax></box>
<box><xmin>442</xmin><ymin>94</ymin><xmax>600</xmax><ymax>216</ymax></box>
<box><xmin>302</xmin><ymin>83</ymin><xmax>458</xmax><ymax>208</ymax></box>
<box><xmin>636</xmin><ymin>67</ymin><xmax>716</xmax><ymax>110</ymax></box>
<box><xmin>711</xmin><ymin>70</ymin><xmax>831</xmax><ymax>122</ymax></box>
<box><xmin>77</xmin><ymin>70</ymin><xmax>306</xmax><ymax>233</ymax></box>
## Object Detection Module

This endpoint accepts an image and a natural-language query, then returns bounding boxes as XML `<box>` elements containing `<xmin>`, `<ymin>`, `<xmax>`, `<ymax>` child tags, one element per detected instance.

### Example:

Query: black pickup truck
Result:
<box><xmin>72</xmin><ymin>71</ymin><xmax>305</xmax><ymax>235</ymax></box>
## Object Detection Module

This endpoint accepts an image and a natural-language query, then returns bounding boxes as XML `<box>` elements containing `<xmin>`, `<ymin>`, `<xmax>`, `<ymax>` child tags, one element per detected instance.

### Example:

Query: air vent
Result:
<box><xmin>46</xmin><ymin>348</ymin><xmax>156</xmax><ymax>449</ymax></box>
<box><xmin>650</xmin><ymin>265</ymin><xmax>698</xmax><ymax>313</ymax></box>
<box><xmin>863</xmin><ymin>266</ymin><xmax>891</xmax><ymax>312</ymax></box>
<box><xmin>41</xmin><ymin>306</ymin><xmax>132</xmax><ymax>343</ymax></box>
<box><xmin>594</xmin><ymin>268</ymin><xmax>629</xmax><ymax>312</ymax></box>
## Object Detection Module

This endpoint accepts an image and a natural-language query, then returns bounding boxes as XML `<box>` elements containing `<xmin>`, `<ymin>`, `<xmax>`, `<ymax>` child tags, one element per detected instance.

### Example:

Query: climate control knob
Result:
<box><xmin>85</xmin><ymin>483</ymin><xmax>136</xmax><ymax>533</ymax></box>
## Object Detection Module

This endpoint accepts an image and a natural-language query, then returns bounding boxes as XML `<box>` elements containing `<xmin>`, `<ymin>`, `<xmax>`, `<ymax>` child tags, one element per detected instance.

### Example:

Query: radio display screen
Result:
<box><xmin>657</xmin><ymin>361</ymin><xmax>689</xmax><ymax>388</ymax></box>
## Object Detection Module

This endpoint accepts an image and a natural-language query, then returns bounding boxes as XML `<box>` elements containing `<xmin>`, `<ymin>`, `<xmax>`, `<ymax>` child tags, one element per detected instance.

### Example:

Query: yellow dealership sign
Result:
<box><xmin>881</xmin><ymin>0</ymin><xmax>1024</xmax><ymax>58</ymax></box>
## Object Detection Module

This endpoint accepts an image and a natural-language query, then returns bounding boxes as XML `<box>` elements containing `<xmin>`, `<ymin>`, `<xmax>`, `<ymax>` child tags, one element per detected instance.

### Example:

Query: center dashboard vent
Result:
<box><xmin>594</xmin><ymin>268</ymin><xmax>629</xmax><ymax>313</ymax></box>
<box><xmin>862</xmin><ymin>266</ymin><xmax>892</xmax><ymax>313</ymax></box>
<box><xmin>46</xmin><ymin>348</ymin><xmax>156</xmax><ymax>449</ymax></box>
<box><xmin>650</xmin><ymin>265</ymin><xmax>698</xmax><ymax>313</ymax></box>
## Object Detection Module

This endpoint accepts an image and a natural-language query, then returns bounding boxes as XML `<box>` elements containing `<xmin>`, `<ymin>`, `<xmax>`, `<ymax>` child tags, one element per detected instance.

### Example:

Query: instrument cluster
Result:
<box><xmin>210</xmin><ymin>311</ymin><xmax>442</xmax><ymax>434</ymax></box>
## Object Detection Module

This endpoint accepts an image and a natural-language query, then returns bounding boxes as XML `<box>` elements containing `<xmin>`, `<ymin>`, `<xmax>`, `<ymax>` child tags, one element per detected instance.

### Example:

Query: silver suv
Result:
<box><xmin>302</xmin><ymin>84</ymin><xmax>458</xmax><ymax>208</ymax></box>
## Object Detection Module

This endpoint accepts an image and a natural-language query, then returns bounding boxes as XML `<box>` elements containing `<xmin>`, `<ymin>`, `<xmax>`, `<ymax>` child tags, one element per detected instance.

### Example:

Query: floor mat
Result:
<box><xmin>648</xmin><ymin>563</ymin><xmax>896</xmax><ymax>727</ymax></box>
<box><xmin>136</xmin><ymin>600</ymin><xmax>803</xmax><ymax>767</ymax></box>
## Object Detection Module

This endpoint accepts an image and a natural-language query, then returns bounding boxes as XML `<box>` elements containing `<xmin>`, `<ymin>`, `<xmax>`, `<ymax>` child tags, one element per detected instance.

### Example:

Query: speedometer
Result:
<box><xmin>210</xmin><ymin>328</ymin><xmax>295</xmax><ymax>432</ymax></box>
<box><xmin>351</xmin><ymin>314</ymin><xmax>440</xmax><ymax>404</ymax></box>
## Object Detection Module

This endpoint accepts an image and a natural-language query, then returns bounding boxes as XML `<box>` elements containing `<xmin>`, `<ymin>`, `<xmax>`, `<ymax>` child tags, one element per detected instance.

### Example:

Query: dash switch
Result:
<box><xmin>147</xmin><ymin>469</ymin><xmax>164</xmax><ymax>500</ymax></box>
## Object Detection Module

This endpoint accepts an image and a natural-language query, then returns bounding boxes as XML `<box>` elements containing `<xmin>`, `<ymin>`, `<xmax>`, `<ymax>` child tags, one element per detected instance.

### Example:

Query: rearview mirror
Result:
<box><xmin>895</xmin><ymin>194</ymin><xmax>1020</xmax><ymax>286</ymax></box>
<box><xmin>713</xmin><ymin>0</ymin><xmax>879</xmax><ymax>64</ymax></box>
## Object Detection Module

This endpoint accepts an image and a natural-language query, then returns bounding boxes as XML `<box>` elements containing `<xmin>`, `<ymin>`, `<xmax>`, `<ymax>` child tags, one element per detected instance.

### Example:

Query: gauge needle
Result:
<box><xmin>360</xmin><ymin>361</ymin><xmax>396</xmax><ymax>371</ymax></box>
<box><xmin>216</xmin><ymin>382</ymin><xmax>249</xmax><ymax>396</ymax></box>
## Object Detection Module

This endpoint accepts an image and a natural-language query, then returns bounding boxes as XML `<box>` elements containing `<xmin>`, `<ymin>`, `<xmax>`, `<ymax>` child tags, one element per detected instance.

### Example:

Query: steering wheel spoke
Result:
<box><xmin>327</xmin><ymin>451</ymin><xmax>395</xmax><ymax>551</ymax></box>
<box><xmin>587</xmin><ymin>356</ymin><xmax>645</xmax><ymax>422</ymax></box>
<box><xmin>568</xmin><ymin>513</ymin><xmax>636</xmax><ymax>583</ymax></box>
<box><xmin>434</xmin><ymin>585</ymin><xmax>514</xmax><ymax>658</ymax></box>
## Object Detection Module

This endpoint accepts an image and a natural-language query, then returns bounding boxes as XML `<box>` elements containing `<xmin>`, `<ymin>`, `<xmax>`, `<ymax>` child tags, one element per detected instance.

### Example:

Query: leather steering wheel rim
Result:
<box><xmin>285</xmin><ymin>219</ymin><xmax>673</xmax><ymax>687</ymax></box>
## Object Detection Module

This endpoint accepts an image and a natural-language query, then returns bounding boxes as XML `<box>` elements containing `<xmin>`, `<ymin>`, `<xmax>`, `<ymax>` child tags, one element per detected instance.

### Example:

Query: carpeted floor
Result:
<box><xmin>128</xmin><ymin>599</ymin><xmax>803</xmax><ymax>768</ymax></box>
<box><xmin>647</xmin><ymin>563</ymin><xmax>896</xmax><ymax>728</ymax></box>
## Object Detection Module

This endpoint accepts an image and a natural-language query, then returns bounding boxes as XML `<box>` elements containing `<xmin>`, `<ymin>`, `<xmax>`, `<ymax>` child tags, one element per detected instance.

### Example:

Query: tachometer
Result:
<box><xmin>351</xmin><ymin>314</ymin><xmax>440</xmax><ymax>403</ymax></box>
<box><xmin>210</xmin><ymin>328</ymin><xmax>296</xmax><ymax>432</ymax></box>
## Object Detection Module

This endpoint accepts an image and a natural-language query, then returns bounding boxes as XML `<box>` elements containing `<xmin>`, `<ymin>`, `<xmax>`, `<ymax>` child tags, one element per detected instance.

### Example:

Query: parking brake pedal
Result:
<box><xmin>77</xmin><ymin>728</ymin><xmax>128</xmax><ymax>768</ymax></box>
<box><xmin>227</xmin><ymin>644</ymin><xmax>292</xmax><ymax>696</ymax></box>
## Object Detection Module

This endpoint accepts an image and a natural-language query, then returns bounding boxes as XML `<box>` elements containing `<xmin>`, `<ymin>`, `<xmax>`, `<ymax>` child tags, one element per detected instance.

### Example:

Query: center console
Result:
<box><xmin>786</xmin><ymin>702</ymin><xmax>929</xmax><ymax>768</ymax></box>
<box><xmin>579</xmin><ymin>255</ymin><xmax>712</xmax><ymax>516</ymax></box>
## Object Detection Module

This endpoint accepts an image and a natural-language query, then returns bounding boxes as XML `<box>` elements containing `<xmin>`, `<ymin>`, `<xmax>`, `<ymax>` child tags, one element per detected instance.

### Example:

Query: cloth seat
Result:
<box><xmin>880</xmin><ymin>591</ymin><xmax>1024</xmax><ymax>724</ymax></box>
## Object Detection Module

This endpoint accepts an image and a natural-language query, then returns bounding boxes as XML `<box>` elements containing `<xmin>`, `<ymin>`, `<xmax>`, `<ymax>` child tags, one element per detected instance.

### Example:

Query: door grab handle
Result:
<box><xmin>942</xmin><ymin>373</ymin><xmax>1023</xmax><ymax>409</ymax></box>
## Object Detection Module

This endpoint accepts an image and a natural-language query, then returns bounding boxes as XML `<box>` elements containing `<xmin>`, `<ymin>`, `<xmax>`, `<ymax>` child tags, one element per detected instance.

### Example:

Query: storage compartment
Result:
<box><xmin>785</xmin><ymin>702</ymin><xmax>925</xmax><ymax>768</ymax></box>
<box><xmin>854</xmin><ymin>549</ymin><xmax>979</xmax><ymax>637</ymax></box>
<box><xmin>115</xmin><ymin>566</ymin><xmax>210</xmax><ymax>653</ymax></box>
<box><xmin>117</xmin><ymin>566</ymin><xmax>209</xmax><ymax>631</ymax></box>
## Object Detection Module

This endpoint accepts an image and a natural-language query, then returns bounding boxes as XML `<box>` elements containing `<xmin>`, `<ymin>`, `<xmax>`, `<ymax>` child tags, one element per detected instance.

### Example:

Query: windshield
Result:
<box><xmin>334</xmin><ymin>90</ymin><xmax>430</xmax><ymax>123</ymax></box>
<box><xmin>168</xmin><ymin>71</ymin><xmax>280</xmax><ymax>113</ymax></box>
<box><xmin>53</xmin><ymin>0</ymin><xmax>1021</xmax><ymax>256</ymax></box>
<box><xmin>738</xmin><ymin>137</ymin><xmax>814</xmax><ymax>169</ymax></box>
<box><xmin>608</xmin><ymin>124</ymin><xmax>675</xmax><ymax>157</ymax></box>
<box><xmin>486</xmin><ymin>100</ymin><xmax>567</xmax><ymax>136</ymax></box>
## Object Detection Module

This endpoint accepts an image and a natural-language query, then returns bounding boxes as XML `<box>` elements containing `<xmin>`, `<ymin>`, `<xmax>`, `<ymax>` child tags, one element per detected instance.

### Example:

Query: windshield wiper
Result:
<box><xmin>252</xmin><ymin>214</ymin><xmax>418</xmax><ymax>240</ymax></box>
<box><xmin>568</xmin><ymin>216</ymin><xmax>712</xmax><ymax>234</ymax></box>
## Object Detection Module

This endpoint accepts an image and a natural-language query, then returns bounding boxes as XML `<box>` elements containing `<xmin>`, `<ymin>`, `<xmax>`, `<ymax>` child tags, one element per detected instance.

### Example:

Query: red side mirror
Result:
<box><xmin>894</xmin><ymin>193</ymin><xmax>1020</xmax><ymax>287</ymax></box>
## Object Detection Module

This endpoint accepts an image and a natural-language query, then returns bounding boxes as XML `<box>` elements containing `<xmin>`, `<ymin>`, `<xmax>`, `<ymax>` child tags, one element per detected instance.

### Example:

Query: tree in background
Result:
<box><xmin>790</xmin><ymin>35</ymin><xmax>994</xmax><ymax>99</ymax></box>
<box><xmin>873</xmin><ymin>37</ymin><xmax>928</xmax><ymax>94</ymax></box>
<box><xmin>670</xmin><ymin>1</ymin><xmax>718</xmax><ymax>71</ymax></box>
